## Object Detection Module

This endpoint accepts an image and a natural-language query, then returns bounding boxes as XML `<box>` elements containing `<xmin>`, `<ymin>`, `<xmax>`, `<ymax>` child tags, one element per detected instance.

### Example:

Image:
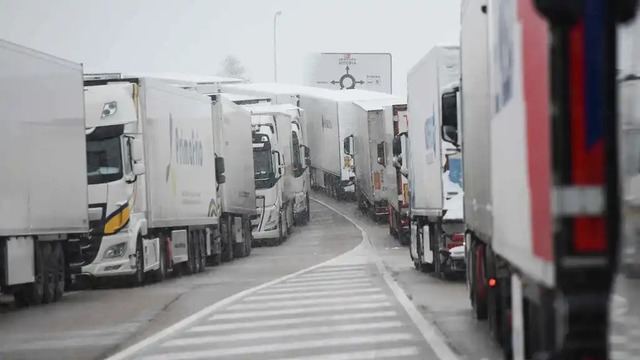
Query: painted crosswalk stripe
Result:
<box><xmin>163</xmin><ymin>321</ymin><xmax>404</xmax><ymax>347</ymax></box>
<box><xmin>305</xmin><ymin>268</ymin><xmax>368</xmax><ymax>275</ymax></box>
<box><xmin>257</xmin><ymin>282</ymin><xmax>375</xmax><ymax>294</ymax></box>
<box><xmin>189</xmin><ymin>311</ymin><xmax>398</xmax><ymax>333</ymax></box>
<box><xmin>284</xmin><ymin>274</ymin><xmax>370</xmax><ymax>284</ymax></box>
<box><xmin>297</xmin><ymin>271</ymin><xmax>367</xmax><ymax>279</ymax></box>
<box><xmin>140</xmin><ymin>333</ymin><xmax>414</xmax><ymax>360</ymax></box>
<box><xmin>268</xmin><ymin>278</ymin><xmax>372</xmax><ymax>289</ymax></box>
<box><xmin>312</xmin><ymin>265</ymin><xmax>368</xmax><ymax>272</ymax></box>
<box><xmin>209</xmin><ymin>302</ymin><xmax>393</xmax><ymax>320</ymax></box>
<box><xmin>270</xmin><ymin>346</ymin><xmax>420</xmax><ymax>360</ymax></box>
<box><xmin>228</xmin><ymin>294</ymin><xmax>387</xmax><ymax>311</ymax></box>
<box><xmin>244</xmin><ymin>287</ymin><xmax>382</xmax><ymax>301</ymax></box>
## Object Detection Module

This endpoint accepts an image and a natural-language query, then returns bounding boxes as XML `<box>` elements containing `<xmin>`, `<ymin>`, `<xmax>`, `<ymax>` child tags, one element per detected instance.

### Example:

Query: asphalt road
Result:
<box><xmin>0</xmin><ymin>192</ymin><xmax>504</xmax><ymax>360</ymax></box>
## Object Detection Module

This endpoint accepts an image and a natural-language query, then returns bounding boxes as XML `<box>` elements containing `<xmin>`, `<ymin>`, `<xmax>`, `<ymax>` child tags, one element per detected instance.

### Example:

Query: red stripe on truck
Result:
<box><xmin>519</xmin><ymin>0</ymin><xmax>553</xmax><ymax>261</ymax></box>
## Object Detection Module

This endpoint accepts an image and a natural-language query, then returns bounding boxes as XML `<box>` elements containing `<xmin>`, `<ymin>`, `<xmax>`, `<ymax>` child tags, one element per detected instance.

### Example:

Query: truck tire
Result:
<box><xmin>153</xmin><ymin>238</ymin><xmax>167</xmax><ymax>282</ymax></box>
<box><xmin>52</xmin><ymin>242</ymin><xmax>66</xmax><ymax>301</ymax></box>
<box><xmin>470</xmin><ymin>241</ymin><xmax>488</xmax><ymax>320</ymax></box>
<box><xmin>277</xmin><ymin>214</ymin><xmax>285</xmax><ymax>245</ymax></box>
<box><xmin>199</xmin><ymin>230</ymin><xmax>207</xmax><ymax>271</ymax></box>
<box><xmin>186</xmin><ymin>231</ymin><xmax>197</xmax><ymax>274</ymax></box>
<box><xmin>244</xmin><ymin>219</ymin><xmax>253</xmax><ymax>256</ymax></box>
<box><xmin>15</xmin><ymin>241</ymin><xmax>46</xmax><ymax>306</ymax></box>
<box><xmin>221</xmin><ymin>217</ymin><xmax>234</xmax><ymax>262</ymax></box>
<box><xmin>42</xmin><ymin>243</ymin><xmax>56</xmax><ymax>304</ymax></box>
<box><xmin>131</xmin><ymin>236</ymin><xmax>145</xmax><ymax>286</ymax></box>
<box><xmin>305</xmin><ymin>195</ymin><xmax>311</xmax><ymax>224</ymax></box>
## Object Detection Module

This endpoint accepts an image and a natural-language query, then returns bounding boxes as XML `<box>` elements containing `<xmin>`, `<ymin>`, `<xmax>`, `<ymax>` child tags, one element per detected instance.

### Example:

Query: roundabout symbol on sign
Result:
<box><xmin>329</xmin><ymin>66</ymin><xmax>365</xmax><ymax>90</ymax></box>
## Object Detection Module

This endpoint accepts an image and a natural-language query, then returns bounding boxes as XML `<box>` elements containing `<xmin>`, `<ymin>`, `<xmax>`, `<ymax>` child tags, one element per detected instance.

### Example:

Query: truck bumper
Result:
<box><xmin>80</xmin><ymin>232</ymin><xmax>137</xmax><ymax>277</ymax></box>
<box><xmin>252</xmin><ymin>228</ymin><xmax>280</xmax><ymax>240</ymax></box>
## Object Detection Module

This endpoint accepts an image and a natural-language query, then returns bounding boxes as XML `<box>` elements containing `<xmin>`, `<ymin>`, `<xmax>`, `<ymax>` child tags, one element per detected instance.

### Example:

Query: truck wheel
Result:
<box><xmin>42</xmin><ymin>243</ymin><xmax>56</xmax><ymax>304</ymax></box>
<box><xmin>471</xmin><ymin>243</ymin><xmax>488</xmax><ymax>320</ymax></box>
<box><xmin>52</xmin><ymin>242</ymin><xmax>66</xmax><ymax>301</ymax></box>
<box><xmin>154</xmin><ymin>239</ymin><xmax>167</xmax><ymax>282</ymax></box>
<box><xmin>277</xmin><ymin>215</ymin><xmax>285</xmax><ymax>245</ymax></box>
<box><xmin>245</xmin><ymin>220</ymin><xmax>253</xmax><ymax>256</ymax></box>
<box><xmin>305</xmin><ymin>195</ymin><xmax>311</xmax><ymax>224</ymax></box>
<box><xmin>221</xmin><ymin>217</ymin><xmax>234</xmax><ymax>262</ymax></box>
<box><xmin>199</xmin><ymin>231</ymin><xmax>207</xmax><ymax>271</ymax></box>
<box><xmin>132</xmin><ymin>236</ymin><xmax>145</xmax><ymax>286</ymax></box>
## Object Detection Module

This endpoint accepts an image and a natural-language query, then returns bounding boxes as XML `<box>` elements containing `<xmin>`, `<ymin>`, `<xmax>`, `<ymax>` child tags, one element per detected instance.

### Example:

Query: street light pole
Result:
<box><xmin>273</xmin><ymin>11</ymin><xmax>282</xmax><ymax>82</ymax></box>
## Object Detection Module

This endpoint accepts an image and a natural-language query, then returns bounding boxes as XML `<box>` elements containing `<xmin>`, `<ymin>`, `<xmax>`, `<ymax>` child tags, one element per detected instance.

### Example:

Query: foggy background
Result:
<box><xmin>0</xmin><ymin>0</ymin><xmax>460</xmax><ymax>96</ymax></box>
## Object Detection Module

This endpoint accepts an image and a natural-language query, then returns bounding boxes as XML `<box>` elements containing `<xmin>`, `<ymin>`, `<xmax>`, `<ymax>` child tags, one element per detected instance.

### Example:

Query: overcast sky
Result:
<box><xmin>0</xmin><ymin>0</ymin><xmax>460</xmax><ymax>95</ymax></box>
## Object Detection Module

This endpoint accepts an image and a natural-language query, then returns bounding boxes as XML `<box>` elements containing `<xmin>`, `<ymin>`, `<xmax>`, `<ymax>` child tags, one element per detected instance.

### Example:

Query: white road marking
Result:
<box><xmin>307</xmin><ymin>266</ymin><xmax>368</xmax><ymax>274</ymax></box>
<box><xmin>257</xmin><ymin>282</ymin><xmax>375</xmax><ymax>294</ymax></box>
<box><xmin>209</xmin><ymin>302</ymin><xmax>393</xmax><ymax>320</ymax></box>
<box><xmin>227</xmin><ymin>294</ymin><xmax>387</xmax><ymax>310</ymax></box>
<box><xmin>139</xmin><ymin>333</ymin><xmax>414</xmax><ymax>360</ymax></box>
<box><xmin>285</xmin><ymin>274</ymin><xmax>370</xmax><ymax>283</ymax></box>
<box><xmin>271</xmin><ymin>346</ymin><xmax>420</xmax><ymax>360</ymax></box>
<box><xmin>163</xmin><ymin>321</ymin><xmax>404</xmax><ymax>347</ymax></box>
<box><xmin>297</xmin><ymin>270</ymin><xmax>367</xmax><ymax>279</ymax></box>
<box><xmin>188</xmin><ymin>311</ymin><xmax>398</xmax><ymax>332</ymax></box>
<box><xmin>244</xmin><ymin>287</ymin><xmax>382</xmax><ymax>301</ymax></box>
<box><xmin>104</xmin><ymin>240</ymin><xmax>359</xmax><ymax>360</ymax></box>
<box><xmin>312</xmin><ymin>197</ymin><xmax>460</xmax><ymax>360</ymax></box>
<box><xmin>268</xmin><ymin>278</ymin><xmax>372</xmax><ymax>289</ymax></box>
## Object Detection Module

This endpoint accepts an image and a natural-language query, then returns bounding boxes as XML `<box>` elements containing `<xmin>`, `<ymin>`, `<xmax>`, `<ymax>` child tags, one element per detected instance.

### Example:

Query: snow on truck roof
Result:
<box><xmin>125</xmin><ymin>72</ymin><xmax>245</xmax><ymax>85</ymax></box>
<box><xmin>243</xmin><ymin>102</ymin><xmax>300</xmax><ymax>116</ymax></box>
<box><xmin>353</xmin><ymin>97</ymin><xmax>406</xmax><ymax>111</ymax></box>
<box><xmin>223</xmin><ymin>83</ymin><xmax>398</xmax><ymax>102</ymax></box>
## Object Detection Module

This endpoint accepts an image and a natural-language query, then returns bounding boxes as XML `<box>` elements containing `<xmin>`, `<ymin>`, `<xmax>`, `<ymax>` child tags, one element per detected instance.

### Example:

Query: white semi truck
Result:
<box><xmin>243</xmin><ymin>103</ymin><xmax>301</xmax><ymax>244</ymax></box>
<box><xmin>80</xmin><ymin>76</ymin><xmax>223</xmax><ymax>285</ymax></box>
<box><xmin>223</xmin><ymin>83</ymin><xmax>392</xmax><ymax>201</ymax></box>
<box><xmin>0</xmin><ymin>40</ymin><xmax>90</xmax><ymax>305</ymax></box>
<box><xmin>208</xmin><ymin>95</ymin><xmax>256</xmax><ymax>260</ymax></box>
<box><xmin>352</xmin><ymin>98</ymin><xmax>406</xmax><ymax>223</ymax></box>
<box><xmin>385</xmin><ymin>104</ymin><xmax>411</xmax><ymax>244</ymax></box>
<box><xmin>460</xmin><ymin>0</ymin><xmax>634</xmax><ymax>357</ymax></box>
<box><xmin>406</xmin><ymin>46</ymin><xmax>465</xmax><ymax>277</ymax></box>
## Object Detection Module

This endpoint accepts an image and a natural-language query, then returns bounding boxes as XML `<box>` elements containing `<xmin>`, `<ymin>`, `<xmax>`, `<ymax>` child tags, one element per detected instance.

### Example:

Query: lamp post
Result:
<box><xmin>273</xmin><ymin>11</ymin><xmax>282</xmax><ymax>82</ymax></box>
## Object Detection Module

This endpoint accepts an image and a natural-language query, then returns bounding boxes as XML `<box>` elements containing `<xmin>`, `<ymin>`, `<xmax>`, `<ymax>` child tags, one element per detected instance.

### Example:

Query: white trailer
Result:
<box><xmin>80</xmin><ymin>77</ymin><xmax>222</xmax><ymax>285</ymax></box>
<box><xmin>222</xmin><ymin>83</ymin><xmax>392</xmax><ymax>200</ymax></box>
<box><xmin>209</xmin><ymin>95</ymin><xmax>256</xmax><ymax>260</ymax></box>
<box><xmin>0</xmin><ymin>39</ymin><xmax>89</xmax><ymax>305</ymax></box>
<box><xmin>385</xmin><ymin>104</ymin><xmax>410</xmax><ymax>244</ymax></box>
<box><xmin>407</xmin><ymin>46</ymin><xmax>465</xmax><ymax>277</ymax></box>
<box><xmin>352</xmin><ymin>98</ymin><xmax>406</xmax><ymax>222</ymax></box>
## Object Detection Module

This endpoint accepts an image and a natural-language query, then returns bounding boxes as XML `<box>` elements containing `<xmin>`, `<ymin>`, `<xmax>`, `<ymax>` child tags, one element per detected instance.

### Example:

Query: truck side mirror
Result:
<box><xmin>441</xmin><ymin>89</ymin><xmax>459</xmax><ymax>146</ymax></box>
<box><xmin>131</xmin><ymin>137</ymin><xmax>144</xmax><ymax>162</ymax></box>
<box><xmin>301</xmin><ymin>145</ymin><xmax>311</xmax><ymax>167</ymax></box>
<box><xmin>376</xmin><ymin>142</ymin><xmax>386</xmax><ymax>166</ymax></box>
<box><xmin>343</xmin><ymin>135</ymin><xmax>354</xmax><ymax>156</ymax></box>
<box><xmin>215</xmin><ymin>156</ymin><xmax>226</xmax><ymax>184</ymax></box>
<box><xmin>272</xmin><ymin>150</ymin><xmax>283</xmax><ymax>177</ymax></box>
<box><xmin>132</xmin><ymin>162</ymin><xmax>145</xmax><ymax>176</ymax></box>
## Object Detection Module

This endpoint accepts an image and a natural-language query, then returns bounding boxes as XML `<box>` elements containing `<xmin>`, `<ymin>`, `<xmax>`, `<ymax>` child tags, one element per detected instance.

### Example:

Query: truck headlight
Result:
<box><xmin>104</xmin><ymin>242</ymin><xmax>127</xmax><ymax>259</ymax></box>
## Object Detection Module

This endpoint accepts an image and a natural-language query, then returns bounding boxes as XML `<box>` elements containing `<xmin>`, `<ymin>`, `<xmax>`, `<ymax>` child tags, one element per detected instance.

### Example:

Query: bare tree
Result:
<box><xmin>218</xmin><ymin>55</ymin><xmax>247</xmax><ymax>79</ymax></box>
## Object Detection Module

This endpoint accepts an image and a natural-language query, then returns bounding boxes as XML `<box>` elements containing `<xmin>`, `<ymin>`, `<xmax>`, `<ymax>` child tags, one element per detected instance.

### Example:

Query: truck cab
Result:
<box><xmin>288</xmin><ymin>109</ymin><xmax>311</xmax><ymax>225</ymax></box>
<box><xmin>248</xmin><ymin>106</ymin><xmax>294</xmax><ymax>244</ymax></box>
<box><xmin>82</xmin><ymin>82</ymin><xmax>159</xmax><ymax>283</ymax></box>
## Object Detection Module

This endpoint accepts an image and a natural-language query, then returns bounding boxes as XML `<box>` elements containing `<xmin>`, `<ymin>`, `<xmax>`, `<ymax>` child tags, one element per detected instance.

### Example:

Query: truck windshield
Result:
<box><xmin>254</xmin><ymin>148</ymin><xmax>275</xmax><ymax>189</ymax></box>
<box><xmin>87</xmin><ymin>136</ymin><xmax>123</xmax><ymax>184</ymax></box>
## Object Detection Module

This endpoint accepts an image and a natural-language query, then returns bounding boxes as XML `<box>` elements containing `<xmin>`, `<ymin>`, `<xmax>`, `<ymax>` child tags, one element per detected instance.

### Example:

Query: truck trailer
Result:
<box><xmin>460</xmin><ymin>0</ymin><xmax>634</xmax><ymax>357</ymax></box>
<box><xmin>384</xmin><ymin>104</ymin><xmax>410</xmax><ymax>244</ymax></box>
<box><xmin>222</xmin><ymin>83</ymin><xmax>392</xmax><ymax>200</ymax></box>
<box><xmin>406</xmin><ymin>46</ymin><xmax>465</xmax><ymax>277</ymax></box>
<box><xmin>0</xmin><ymin>39</ymin><xmax>90</xmax><ymax>305</ymax></box>
<box><xmin>352</xmin><ymin>97</ymin><xmax>406</xmax><ymax>223</ymax></box>
<box><xmin>80</xmin><ymin>76</ymin><xmax>223</xmax><ymax>285</ymax></box>
<box><xmin>207</xmin><ymin>94</ymin><xmax>256</xmax><ymax>261</ymax></box>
